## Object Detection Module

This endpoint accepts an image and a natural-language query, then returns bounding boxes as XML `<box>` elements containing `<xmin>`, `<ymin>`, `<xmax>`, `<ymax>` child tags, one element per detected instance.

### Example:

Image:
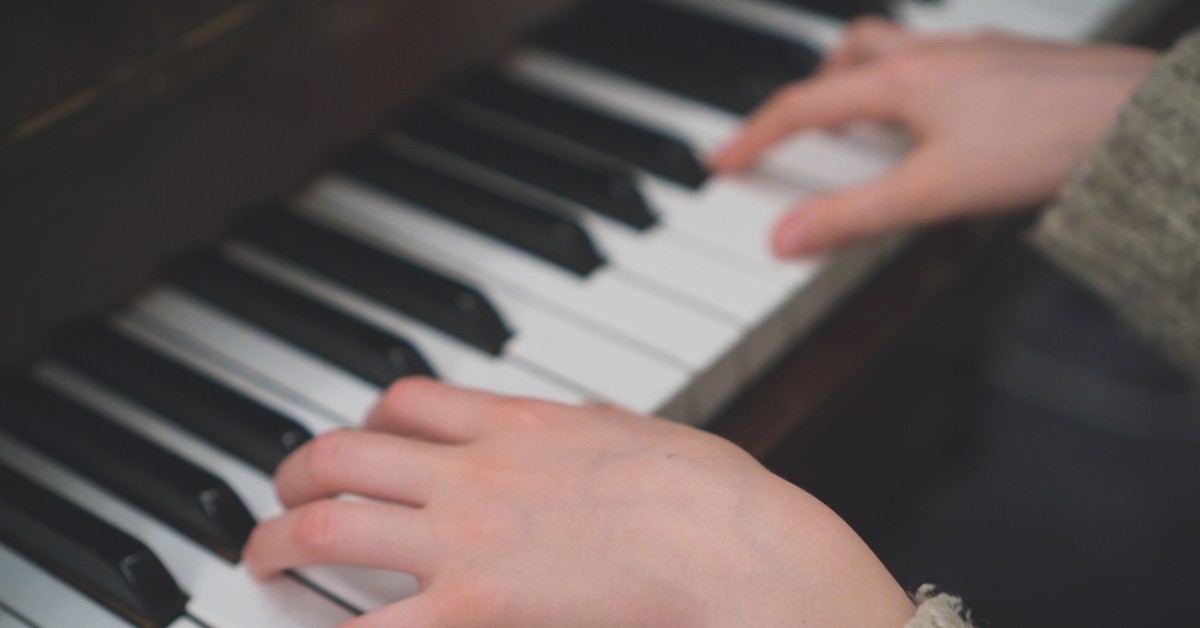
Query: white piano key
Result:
<box><xmin>229</xmin><ymin>226</ymin><xmax>696</xmax><ymax>418</ymax></box>
<box><xmin>899</xmin><ymin>0</ymin><xmax>1088</xmax><ymax>40</ymax></box>
<box><xmin>506</xmin><ymin>48</ymin><xmax>899</xmax><ymax>190</ymax></box>
<box><xmin>300</xmin><ymin>176</ymin><xmax>741</xmax><ymax>369</ymax></box>
<box><xmin>33</xmin><ymin>362</ymin><xmax>419</xmax><ymax>615</ymax></box>
<box><xmin>127</xmin><ymin>287</ymin><xmax>381</xmax><ymax>426</ymax></box>
<box><xmin>109</xmin><ymin>317</ymin><xmax>348</xmax><ymax>437</ymax></box>
<box><xmin>0</xmin><ymin>432</ymin><xmax>355</xmax><ymax>628</ymax></box>
<box><xmin>0</xmin><ymin>543</ymin><xmax>131</xmax><ymax>628</ymax></box>
<box><xmin>675</xmin><ymin>0</ymin><xmax>1113</xmax><ymax>43</ymax></box>
<box><xmin>659</xmin><ymin>0</ymin><xmax>844</xmax><ymax>50</ymax></box>
<box><xmin>0</xmin><ymin>608</ymin><xmax>28</xmax><ymax>628</ymax></box>
<box><xmin>636</xmin><ymin>174</ymin><xmax>820</xmax><ymax>281</ymax></box>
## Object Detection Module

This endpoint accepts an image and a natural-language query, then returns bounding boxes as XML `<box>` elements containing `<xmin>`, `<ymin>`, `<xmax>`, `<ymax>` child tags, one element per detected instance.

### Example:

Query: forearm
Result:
<box><xmin>1032</xmin><ymin>31</ymin><xmax>1200</xmax><ymax>381</ymax></box>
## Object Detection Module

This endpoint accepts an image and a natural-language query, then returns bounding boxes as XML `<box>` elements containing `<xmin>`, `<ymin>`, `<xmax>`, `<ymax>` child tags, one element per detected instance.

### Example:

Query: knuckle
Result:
<box><xmin>876</xmin><ymin>54</ymin><xmax>928</xmax><ymax>91</ymax></box>
<box><xmin>379</xmin><ymin>374</ymin><xmax>437</xmax><ymax>409</ymax></box>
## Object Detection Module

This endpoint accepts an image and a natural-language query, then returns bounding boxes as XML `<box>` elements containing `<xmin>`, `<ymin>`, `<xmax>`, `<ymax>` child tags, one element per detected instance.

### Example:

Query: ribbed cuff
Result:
<box><xmin>902</xmin><ymin>584</ymin><xmax>975</xmax><ymax>628</ymax></box>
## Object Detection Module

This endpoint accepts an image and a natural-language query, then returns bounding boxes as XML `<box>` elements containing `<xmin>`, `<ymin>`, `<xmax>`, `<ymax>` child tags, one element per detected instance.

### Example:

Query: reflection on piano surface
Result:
<box><xmin>0</xmin><ymin>0</ymin><xmax>1169</xmax><ymax>625</ymax></box>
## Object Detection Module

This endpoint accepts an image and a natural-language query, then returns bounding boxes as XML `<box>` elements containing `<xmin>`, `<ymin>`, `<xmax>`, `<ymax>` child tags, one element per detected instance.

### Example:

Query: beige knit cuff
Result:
<box><xmin>903</xmin><ymin>584</ymin><xmax>975</xmax><ymax>628</ymax></box>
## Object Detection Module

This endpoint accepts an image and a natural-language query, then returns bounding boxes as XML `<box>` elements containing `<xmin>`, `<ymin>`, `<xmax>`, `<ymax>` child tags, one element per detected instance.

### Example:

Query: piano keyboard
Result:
<box><xmin>0</xmin><ymin>0</ymin><xmax>1145</xmax><ymax>625</ymax></box>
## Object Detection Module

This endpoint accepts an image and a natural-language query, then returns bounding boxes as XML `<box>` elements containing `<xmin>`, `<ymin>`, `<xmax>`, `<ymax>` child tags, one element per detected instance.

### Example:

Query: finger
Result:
<box><xmin>771</xmin><ymin>146</ymin><xmax>949</xmax><ymax>256</ymax></box>
<box><xmin>274</xmin><ymin>429</ymin><xmax>450</xmax><ymax>509</ymax></box>
<box><xmin>820</xmin><ymin>16</ymin><xmax>916</xmax><ymax>75</ymax></box>
<box><xmin>245</xmin><ymin>499</ymin><xmax>435</xmax><ymax>580</ymax></box>
<box><xmin>366</xmin><ymin>377</ymin><xmax>501</xmax><ymax>443</ymax></box>
<box><xmin>710</xmin><ymin>67</ymin><xmax>899</xmax><ymax>172</ymax></box>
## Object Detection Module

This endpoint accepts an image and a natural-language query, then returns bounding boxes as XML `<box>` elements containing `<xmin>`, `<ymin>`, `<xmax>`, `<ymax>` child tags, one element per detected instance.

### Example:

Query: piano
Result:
<box><xmin>0</xmin><ymin>0</ymin><xmax>1181</xmax><ymax>625</ymax></box>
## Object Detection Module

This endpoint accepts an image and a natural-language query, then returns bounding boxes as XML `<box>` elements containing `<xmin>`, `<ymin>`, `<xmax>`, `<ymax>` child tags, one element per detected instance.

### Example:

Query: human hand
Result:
<box><xmin>244</xmin><ymin>377</ymin><xmax>914</xmax><ymax>627</ymax></box>
<box><xmin>712</xmin><ymin>18</ymin><xmax>1158</xmax><ymax>257</ymax></box>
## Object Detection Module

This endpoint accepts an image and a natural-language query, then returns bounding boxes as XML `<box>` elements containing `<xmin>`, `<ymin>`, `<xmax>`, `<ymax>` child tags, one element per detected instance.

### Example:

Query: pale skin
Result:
<box><xmin>713</xmin><ymin>17</ymin><xmax>1158</xmax><ymax>257</ymax></box>
<box><xmin>244</xmin><ymin>20</ymin><xmax>1159</xmax><ymax>627</ymax></box>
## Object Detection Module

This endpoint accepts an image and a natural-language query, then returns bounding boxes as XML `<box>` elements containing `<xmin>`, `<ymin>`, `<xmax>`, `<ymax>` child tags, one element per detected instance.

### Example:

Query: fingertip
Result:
<box><xmin>241</xmin><ymin>527</ymin><xmax>277</xmax><ymax>581</ymax></box>
<box><xmin>770</xmin><ymin>205</ymin><xmax>816</xmax><ymax>258</ymax></box>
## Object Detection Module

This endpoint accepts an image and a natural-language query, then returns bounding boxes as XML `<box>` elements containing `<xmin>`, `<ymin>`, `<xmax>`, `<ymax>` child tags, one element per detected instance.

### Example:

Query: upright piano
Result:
<box><xmin>0</xmin><ymin>0</ymin><xmax>1180</xmax><ymax>625</ymax></box>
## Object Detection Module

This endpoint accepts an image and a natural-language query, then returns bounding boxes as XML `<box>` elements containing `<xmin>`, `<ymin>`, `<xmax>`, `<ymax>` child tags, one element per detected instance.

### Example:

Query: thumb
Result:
<box><xmin>771</xmin><ymin>147</ymin><xmax>949</xmax><ymax>257</ymax></box>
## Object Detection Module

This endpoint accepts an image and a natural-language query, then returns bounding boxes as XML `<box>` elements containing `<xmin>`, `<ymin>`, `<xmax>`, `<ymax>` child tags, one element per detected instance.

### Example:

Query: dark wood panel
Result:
<box><xmin>0</xmin><ymin>0</ymin><xmax>573</xmax><ymax>368</ymax></box>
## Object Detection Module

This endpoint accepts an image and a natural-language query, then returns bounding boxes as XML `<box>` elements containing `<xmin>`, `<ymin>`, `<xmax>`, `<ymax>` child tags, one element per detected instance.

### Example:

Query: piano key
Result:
<box><xmin>128</xmin><ymin>288</ymin><xmax>383</xmax><ymax>425</ymax></box>
<box><xmin>173</xmin><ymin>254</ymin><xmax>436</xmax><ymax>387</ymax></box>
<box><xmin>394</xmin><ymin>106</ymin><xmax>658</xmax><ymax>230</ymax></box>
<box><xmin>124</xmin><ymin>284</ymin><xmax>583</xmax><ymax>423</ymax></box>
<box><xmin>0</xmin><ymin>377</ymin><xmax>256</xmax><ymax>563</ymax></box>
<box><xmin>446</xmin><ymin>71</ymin><xmax>709</xmax><ymax>188</ymax></box>
<box><xmin>383</xmin><ymin>112</ymin><xmax>785</xmax><ymax>324</ymax></box>
<box><xmin>52</xmin><ymin>324</ymin><xmax>313</xmax><ymax>474</ymax></box>
<box><xmin>242</xmin><ymin>209</ymin><xmax>513</xmax><ymax>355</ymax></box>
<box><xmin>109</xmin><ymin>317</ymin><xmax>350</xmax><ymax>437</ymax></box>
<box><xmin>231</xmin><ymin>233</ymin><xmax>697</xmax><ymax>418</ymax></box>
<box><xmin>531</xmin><ymin>1</ymin><xmax>820</xmax><ymax>115</ymax></box>
<box><xmin>660</xmin><ymin>0</ymin><xmax>844</xmax><ymax>51</ymax></box>
<box><xmin>673</xmin><ymin>0</ymin><xmax>1116</xmax><ymax>45</ymax></box>
<box><xmin>0</xmin><ymin>461</ymin><xmax>188</xmax><ymax>628</ymax></box>
<box><xmin>897</xmin><ymin>0</ymin><xmax>1095</xmax><ymax>39</ymax></box>
<box><xmin>0</xmin><ymin>542</ymin><xmax>150</xmax><ymax>628</ymax></box>
<box><xmin>0</xmin><ymin>431</ymin><xmax>356</xmax><ymax>627</ymax></box>
<box><xmin>339</xmin><ymin>143</ymin><xmax>606</xmax><ymax>276</ymax></box>
<box><xmin>506</xmin><ymin>48</ymin><xmax>899</xmax><ymax>190</ymax></box>
<box><xmin>33</xmin><ymin>362</ymin><xmax>420</xmax><ymax>615</ymax></box>
<box><xmin>0</xmin><ymin>606</ymin><xmax>29</xmax><ymax>628</ymax></box>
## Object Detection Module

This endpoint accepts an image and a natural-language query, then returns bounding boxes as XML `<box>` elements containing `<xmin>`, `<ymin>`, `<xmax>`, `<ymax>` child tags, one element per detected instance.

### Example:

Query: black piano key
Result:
<box><xmin>396</xmin><ymin>106</ymin><xmax>658</xmax><ymax>230</ymax></box>
<box><xmin>0</xmin><ymin>377</ymin><xmax>257</xmax><ymax>563</ymax></box>
<box><xmin>0</xmin><ymin>464</ymin><xmax>188</xmax><ymax>628</ymax></box>
<box><xmin>533</xmin><ymin>1</ymin><xmax>820</xmax><ymax>114</ymax></box>
<box><xmin>338</xmin><ymin>143</ymin><xmax>606</xmax><ymax>276</ymax></box>
<box><xmin>53</xmin><ymin>324</ymin><xmax>313</xmax><ymax>474</ymax></box>
<box><xmin>241</xmin><ymin>210</ymin><xmax>513</xmax><ymax>355</ymax></box>
<box><xmin>173</xmin><ymin>255</ymin><xmax>436</xmax><ymax>388</ymax></box>
<box><xmin>449</xmin><ymin>73</ymin><xmax>708</xmax><ymax>188</ymax></box>
<box><xmin>765</xmin><ymin>0</ymin><xmax>893</xmax><ymax>22</ymax></box>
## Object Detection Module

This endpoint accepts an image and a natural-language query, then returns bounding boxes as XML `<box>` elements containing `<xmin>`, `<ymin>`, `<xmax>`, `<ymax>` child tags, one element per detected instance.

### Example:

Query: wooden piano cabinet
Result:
<box><xmin>0</xmin><ymin>0</ymin><xmax>575</xmax><ymax>369</ymax></box>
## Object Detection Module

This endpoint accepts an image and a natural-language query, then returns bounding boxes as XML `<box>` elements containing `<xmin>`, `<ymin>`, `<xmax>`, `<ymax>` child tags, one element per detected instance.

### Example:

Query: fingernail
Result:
<box><xmin>773</xmin><ymin>214</ymin><xmax>809</xmax><ymax>258</ymax></box>
<box><xmin>777</xmin><ymin>223</ymin><xmax>806</xmax><ymax>258</ymax></box>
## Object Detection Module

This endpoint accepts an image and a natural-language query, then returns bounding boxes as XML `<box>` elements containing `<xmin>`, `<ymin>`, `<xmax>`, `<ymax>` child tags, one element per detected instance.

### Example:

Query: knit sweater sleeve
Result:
<box><xmin>1031</xmin><ymin>30</ymin><xmax>1200</xmax><ymax>381</ymax></box>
